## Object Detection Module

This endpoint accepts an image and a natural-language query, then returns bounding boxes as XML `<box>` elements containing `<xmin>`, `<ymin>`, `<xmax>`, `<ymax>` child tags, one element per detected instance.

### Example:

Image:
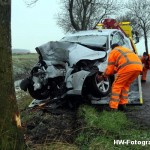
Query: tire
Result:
<box><xmin>28</xmin><ymin>83</ymin><xmax>50</xmax><ymax>100</ymax></box>
<box><xmin>91</xmin><ymin>74</ymin><xmax>112</xmax><ymax>97</ymax></box>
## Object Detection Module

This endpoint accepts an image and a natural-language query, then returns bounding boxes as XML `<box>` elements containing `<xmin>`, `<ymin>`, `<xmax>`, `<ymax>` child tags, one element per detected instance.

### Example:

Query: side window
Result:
<box><xmin>112</xmin><ymin>32</ymin><xmax>125</xmax><ymax>46</ymax></box>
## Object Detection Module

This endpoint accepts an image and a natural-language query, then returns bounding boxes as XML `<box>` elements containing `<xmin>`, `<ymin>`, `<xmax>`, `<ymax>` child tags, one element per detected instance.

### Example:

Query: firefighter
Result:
<box><xmin>141</xmin><ymin>52</ymin><xmax>150</xmax><ymax>82</ymax></box>
<box><xmin>97</xmin><ymin>43</ymin><xmax>142</xmax><ymax>111</ymax></box>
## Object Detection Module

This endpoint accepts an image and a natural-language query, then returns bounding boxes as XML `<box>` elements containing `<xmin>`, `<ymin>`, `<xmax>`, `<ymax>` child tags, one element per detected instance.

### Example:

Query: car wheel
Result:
<box><xmin>28</xmin><ymin>83</ymin><xmax>50</xmax><ymax>100</ymax></box>
<box><xmin>91</xmin><ymin>74</ymin><xmax>112</xmax><ymax>97</ymax></box>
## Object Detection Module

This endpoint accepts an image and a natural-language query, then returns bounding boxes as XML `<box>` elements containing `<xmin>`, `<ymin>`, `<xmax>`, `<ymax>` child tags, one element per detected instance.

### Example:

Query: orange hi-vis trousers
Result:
<box><xmin>141</xmin><ymin>66</ymin><xmax>149</xmax><ymax>81</ymax></box>
<box><xmin>109</xmin><ymin>71</ymin><xmax>141</xmax><ymax>109</ymax></box>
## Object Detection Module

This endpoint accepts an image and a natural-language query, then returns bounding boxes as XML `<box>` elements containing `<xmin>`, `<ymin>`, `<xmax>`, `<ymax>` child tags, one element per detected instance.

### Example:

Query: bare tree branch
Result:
<box><xmin>125</xmin><ymin>0</ymin><xmax>150</xmax><ymax>53</ymax></box>
<box><xmin>23</xmin><ymin>0</ymin><xmax>39</xmax><ymax>7</ymax></box>
<box><xmin>57</xmin><ymin>0</ymin><xmax>119</xmax><ymax>32</ymax></box>
<box><xmin>68</xmin><ymin>0</ymin><xmax>80</xmax><ymax>30</ymax></box>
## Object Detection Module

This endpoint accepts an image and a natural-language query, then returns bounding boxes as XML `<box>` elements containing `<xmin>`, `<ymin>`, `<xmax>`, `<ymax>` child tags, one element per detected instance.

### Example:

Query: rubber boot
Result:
<box><xmin>106</xmin><ymin>107</ymin><xmax>118</xmax><ymax>112</ymax></box>
<box><xmin>141</xmin><ymin>80</ymin><xmax>146</xmax><ymax>83</ymax></box>
<box><xmin>118</xmin><ymin>104</ymin><xmax>127</xmax><ymax>112</ymax></box>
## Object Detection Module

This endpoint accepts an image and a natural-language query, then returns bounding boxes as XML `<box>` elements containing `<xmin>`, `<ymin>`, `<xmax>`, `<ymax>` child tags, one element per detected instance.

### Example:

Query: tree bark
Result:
<box><xmin>0</xmin><ymin>0</ymin><xmax>25</xmax><ymax>149</ymax></box>
<box><xmin>143</xmin><ymin>30</ymin><xmax>149</xmax><ymax>54</ymax></box>
<box><xmin>69</xmin><ymin>0</ymin><xmax>80</xmax><ymax>30</ymax></box>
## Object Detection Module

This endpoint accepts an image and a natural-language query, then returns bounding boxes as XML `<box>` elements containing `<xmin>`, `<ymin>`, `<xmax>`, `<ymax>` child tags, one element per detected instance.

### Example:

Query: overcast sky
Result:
<box><xmin>11</xmin><ymin>0</ymin><xmax>64</xmax><ymax>52</ymax></box>
<box><xmin>11</xmin><ymin>0</ymin><xmax>148</xmax><ymax>55</ymax></box>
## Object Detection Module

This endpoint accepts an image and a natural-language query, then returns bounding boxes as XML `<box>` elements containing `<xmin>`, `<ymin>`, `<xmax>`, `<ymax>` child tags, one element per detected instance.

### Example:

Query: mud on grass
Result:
<box><xmin>18</xmin><ymin>93</ymin><xmax>150</xmax><ymax>147</ymax></box>
<box><xmin>19</xmin><ymin>100</ymin><xmax>150</xmax><ymax>149</ymax></box>
<box><xmin>18</xmin><ymin>95</ymin><xmax>86</xmax><ymax>149</ymax></box>
<box><xmin>20</xmin><ymin>106</ymin><xmax>79</xmax><ymax>148</ymax></box>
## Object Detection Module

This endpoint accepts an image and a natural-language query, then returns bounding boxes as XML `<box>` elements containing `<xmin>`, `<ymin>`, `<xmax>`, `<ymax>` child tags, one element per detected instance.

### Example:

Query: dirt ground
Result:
<box><xmin>24</xmin><ymin>72</ymin><xmax>150</xmax><ymax>147</ymax></box>
<box><xmin>126</xmin><ymin>71</ymin><xmax>150</xmax><ymax>128</ymax></box>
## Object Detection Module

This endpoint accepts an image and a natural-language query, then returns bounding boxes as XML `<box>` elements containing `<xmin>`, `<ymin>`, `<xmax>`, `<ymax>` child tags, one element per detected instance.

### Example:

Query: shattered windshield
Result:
<box><xmin>61</xmin><ymin>35</ymin><xmax>108</xmax><ymax>49</ymax></box>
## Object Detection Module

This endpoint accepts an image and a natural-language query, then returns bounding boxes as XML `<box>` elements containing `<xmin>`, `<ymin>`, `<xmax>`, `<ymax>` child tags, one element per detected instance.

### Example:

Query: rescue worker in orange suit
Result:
<box><xmin>141</xmin><ymin>52</ymin><xmax>150</xmax><ymax>82</ymax></box>
<box><xmin>97</xmin><ymin>43</ymin><xmax>142</xmax><ymax>111</ymax></box>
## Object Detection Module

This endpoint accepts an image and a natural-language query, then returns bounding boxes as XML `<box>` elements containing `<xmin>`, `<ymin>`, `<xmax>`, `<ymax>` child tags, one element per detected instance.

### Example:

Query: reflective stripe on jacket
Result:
<box><xmin>105</xmin><ymin>46</ymin><xmax>142</xmax><ymax>76</ymax></box>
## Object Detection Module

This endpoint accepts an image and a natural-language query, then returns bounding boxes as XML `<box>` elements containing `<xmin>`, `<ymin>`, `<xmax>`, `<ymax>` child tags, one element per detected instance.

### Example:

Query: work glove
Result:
<box><xmin>96</xmin><ymin>73</ymin><xmax>107</xmax><ymax>82</ymax></box>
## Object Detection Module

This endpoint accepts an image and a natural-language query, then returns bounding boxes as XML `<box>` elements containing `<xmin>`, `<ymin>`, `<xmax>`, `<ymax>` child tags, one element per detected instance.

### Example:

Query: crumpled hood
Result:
<box><xmin>36</xmin><ymin>41</ymin><xmax>70</xmax><ymax>62</ymax></box>
<box><xmin>36</xmin><ymin>41</ymin><xmax>106</xmax><ymax>66</ymax></box>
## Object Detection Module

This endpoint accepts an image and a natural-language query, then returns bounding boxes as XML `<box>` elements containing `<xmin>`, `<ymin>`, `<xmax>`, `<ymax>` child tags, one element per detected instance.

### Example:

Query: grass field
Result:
<box><xmin>12</xmin><ymin>53</ymin><xmax>38</xmax><ymax>80</ymax></box>
<box><xmin>12</xmin><ymin>53</ymin><xmax>38</xmax><ymax>58</ymax></box>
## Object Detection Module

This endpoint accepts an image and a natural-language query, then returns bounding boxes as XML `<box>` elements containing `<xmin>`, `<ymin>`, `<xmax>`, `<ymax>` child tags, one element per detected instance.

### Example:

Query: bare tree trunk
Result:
<box><xmin>0</xmin><ymin>0</ymin><xmax>25</xmax><ymax>149</ymax></box>
<box><xmin>143</xmin><ymin>30</ymin><xmax>149</xmax><ymax>54</ymax></box>
<box><xmin>69</xmin><ymin>0</ymin><xmax>80</xmax><ymax>30</ymax></box>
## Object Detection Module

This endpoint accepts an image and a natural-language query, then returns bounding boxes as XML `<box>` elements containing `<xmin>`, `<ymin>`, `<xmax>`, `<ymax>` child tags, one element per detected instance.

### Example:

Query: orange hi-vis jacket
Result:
<box><xmin>141</xmin><ymin>54</ymin><xmax>150</xmax><ymax>69</ymax></box>
<box><xmin>104</xmin><ymin>46</ymin><xmax>142</xmax><ymax>76</ymax></box>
